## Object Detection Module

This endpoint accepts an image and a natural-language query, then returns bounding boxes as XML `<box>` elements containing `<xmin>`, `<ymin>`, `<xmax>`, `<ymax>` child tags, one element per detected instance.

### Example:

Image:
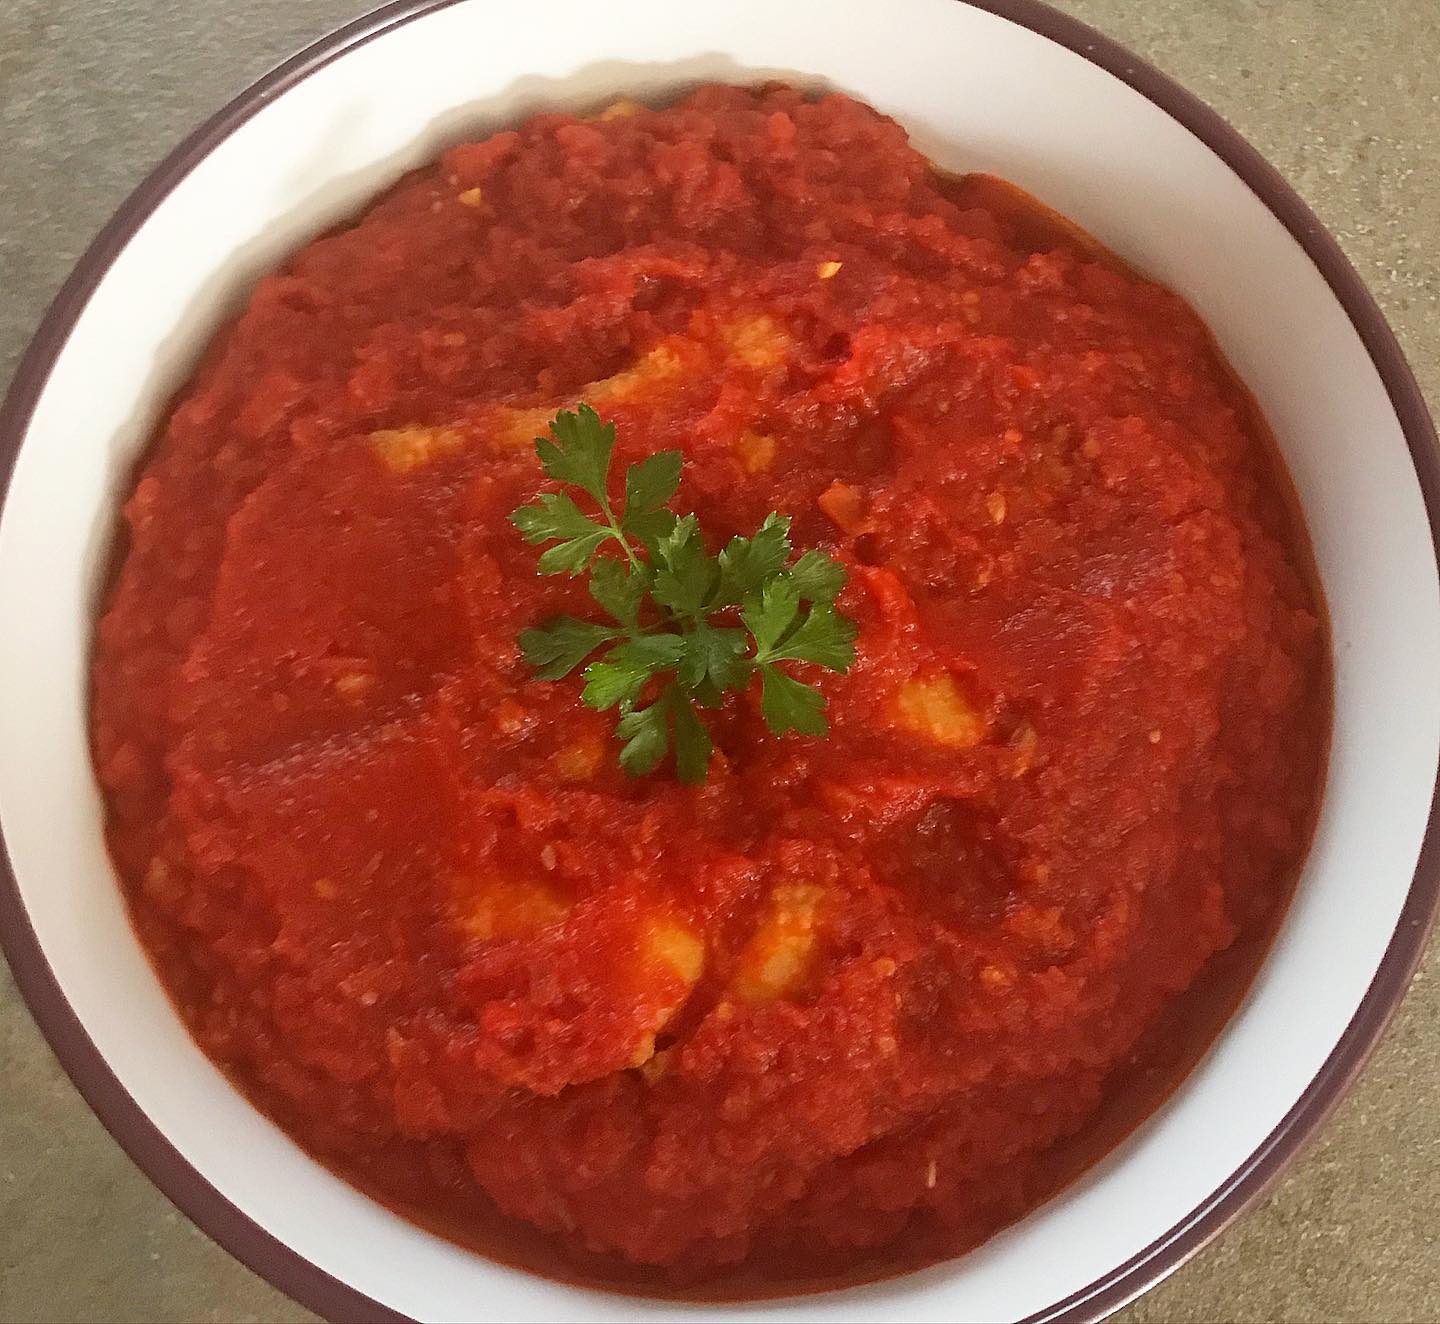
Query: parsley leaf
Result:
<box><xmin>512</xmin><ymin>404</ymin><xmax>858</xmax><ymax>783</ymax></box>
<box><xmin>510</xmin><ymin>491</ymin><xmax>615</xmax><ymax>575</ymax></box>
<box><xmin>518</xmin><ymin>617</ymin><xmax>620</xmax><ymax>680</ymax></box>
<box><xmin>624</xmin><ymin>450</ymin><xmax>683</xmax><ymax>518</ymax></box>
<box><xmin>534</xmin><ymin>404</ymin><xmax>615</xmax><ymax>503</ymax></box>
<box><xmin>679</xmin><ymin>621</ymin><xmax>752</xmax><ymax>693</ymax></box>
<box><xmin>580</xmin><ymin>659</ymin><xmax>650</xmax><ymax>712</ymax></box>
<box><xmin>671</xmin><ymin>690</ymin><xmax>713</xmax><ymax>784</ymax></box>
<box><xmin>741</xmin><ymin>577</ymin><xmax>801</xmax><ymax>655</ymax></box>
<box><xmin>608</xmin><ymin>634</ymin><xmax>689</xmax><ymax>671</ymax></box>
<box><xmin>622</xmin><ymin>451</ymin><xmax>684</xmax><ymax>556</ymax></box>
<box><xmin>623</xmin><ymin>508</ymin><xmax>680</xmax><ymax>559</ymax></box>
<box><xmin>615</xmin><ymin>695</ymin><xmax>671</xmax><ymax>776</ymax></box>
<box><xmin>536</xmin><ymin>527</ymin><xmax>611</xmax><ymax>576</ymax></box>
<box><xmin>760</xmin><ymin>665</ymin><xmax>829</xmax><ymax>737</ymax></box>
<box><xmin>715</xmin><ymin>512</ymin><xmax>792</xmax><ymax>604</ymax></box>
<box><xmin>589</xmin><ymin>558</ymin><xmax>649</xmax><ymax>629</ymax></box>
<box><xmin>762</xmin><ymin>602</ymin><xmax>858</xmax><ymax>672</ymax></box>
<box><xmin>789</xmin><ymin>548</ymin><xmax>847</xmax><ymax>604</ymax></box>
<box><xmin>651</xmin><ymin>513</ymin><xmax>717</xmax><ymax>615</ymax></box>
<box><xmin>581</xmin><ymin>634</ymin><xmax>687</xmax><ymax>711</ymax></box>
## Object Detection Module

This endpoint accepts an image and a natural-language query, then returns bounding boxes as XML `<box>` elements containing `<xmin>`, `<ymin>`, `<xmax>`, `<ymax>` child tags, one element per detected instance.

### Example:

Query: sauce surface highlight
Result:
<box><xmin>91</xmin><ymin>84</ymin><xmax>1328</xmax><ymax>1289</ymax></box>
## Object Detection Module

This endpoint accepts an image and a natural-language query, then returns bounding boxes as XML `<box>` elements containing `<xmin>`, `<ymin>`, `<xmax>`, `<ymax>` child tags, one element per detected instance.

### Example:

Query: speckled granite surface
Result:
<box><xmin>1</xmin><ymin>2</ymin><xmax>1437</xmax><ymax>1320</ymax></box>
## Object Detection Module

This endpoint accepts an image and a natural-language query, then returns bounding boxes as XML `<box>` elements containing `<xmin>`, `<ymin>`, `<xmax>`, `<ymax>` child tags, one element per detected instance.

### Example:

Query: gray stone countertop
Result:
<box><xmin>1</xmin><ymin>1</ymin><xmax>1437</xmax><ymax>1320</ymax></box>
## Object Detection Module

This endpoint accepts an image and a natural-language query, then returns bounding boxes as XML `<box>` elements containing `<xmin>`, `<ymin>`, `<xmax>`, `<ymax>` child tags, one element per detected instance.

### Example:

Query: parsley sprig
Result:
<box><xmin>510</xmin><ymin>404</ymin><xmax>857</xmax><ymax>783</ymax></box>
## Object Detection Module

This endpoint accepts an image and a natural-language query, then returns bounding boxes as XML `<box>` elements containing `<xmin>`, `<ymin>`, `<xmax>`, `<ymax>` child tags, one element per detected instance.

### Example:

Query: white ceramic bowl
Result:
<box><xmin>2</xmin><ymin>1</ymin><xmax>1438</xmax><ymax>1320</ymax></box>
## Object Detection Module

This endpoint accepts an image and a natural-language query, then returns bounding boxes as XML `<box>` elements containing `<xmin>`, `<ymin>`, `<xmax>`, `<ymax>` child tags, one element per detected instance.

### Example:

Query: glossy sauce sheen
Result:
<box><xmin>91</xmin><ymin>86</ymin><xmax>1328</xmax><ymax>1290</ymax></box>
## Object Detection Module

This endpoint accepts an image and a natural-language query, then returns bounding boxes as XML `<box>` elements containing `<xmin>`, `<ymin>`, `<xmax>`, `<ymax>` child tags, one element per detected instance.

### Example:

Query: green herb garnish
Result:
<box><xmin>510</xmin><ymin>404</ymin><xmax>857</xmax><ymax>783</ymax></box>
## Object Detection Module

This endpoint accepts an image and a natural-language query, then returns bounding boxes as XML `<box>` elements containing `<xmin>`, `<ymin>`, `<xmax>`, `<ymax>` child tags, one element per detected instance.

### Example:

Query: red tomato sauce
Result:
<box><xmin>91</xmin><ymin>85</ymin><xmax>1328</xmax><ymax>1290</ymax></box>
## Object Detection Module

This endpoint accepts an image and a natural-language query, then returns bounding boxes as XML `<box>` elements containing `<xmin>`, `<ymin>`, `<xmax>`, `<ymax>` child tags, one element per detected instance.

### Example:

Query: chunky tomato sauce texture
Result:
<box><xmin>92</xmin><ymin>86</ymin><xmax>1327</xmax><ymax>1285</ymax></box>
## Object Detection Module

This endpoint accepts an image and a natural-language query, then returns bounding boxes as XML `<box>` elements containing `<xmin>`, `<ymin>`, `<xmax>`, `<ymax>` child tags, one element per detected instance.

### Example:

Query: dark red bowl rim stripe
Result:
<box><xmin>1</xmin><ymin>1</ymin><xmax>1436</xmax><ymax>1321</ymax></box>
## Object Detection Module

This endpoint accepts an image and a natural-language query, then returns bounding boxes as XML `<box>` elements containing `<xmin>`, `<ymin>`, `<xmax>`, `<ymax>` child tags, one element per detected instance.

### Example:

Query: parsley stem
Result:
<box><xmin>598</xmin><ymin>495</ymin><xmax>645</xmax><ymax>575</ymax></box>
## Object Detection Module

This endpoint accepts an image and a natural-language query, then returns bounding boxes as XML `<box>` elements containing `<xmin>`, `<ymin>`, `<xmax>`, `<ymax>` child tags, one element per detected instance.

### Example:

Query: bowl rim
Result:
<box><xmin>1</xmin><ymin>1</ymin><xmax>1437</xmax><ymax>1320</ymax></box>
